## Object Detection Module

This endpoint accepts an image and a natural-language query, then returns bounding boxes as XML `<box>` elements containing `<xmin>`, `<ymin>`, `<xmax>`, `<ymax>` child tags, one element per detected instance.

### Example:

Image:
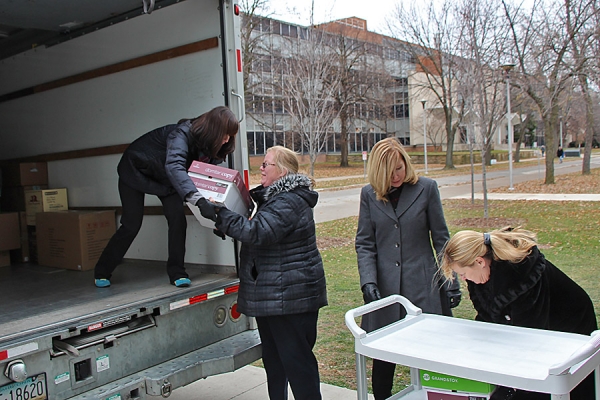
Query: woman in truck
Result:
<box><xmin>200</xmin><ymin>145</ymin><xmax>327</xmax><ymax>400</ymax></box>
<box><xmin>94</xmin><ymin>106</ymin><xmax>238</xmax><ymax>288</ymax></box>
<box><xmin>439</xmin><ymin>227</ymin><xmax>597</xmax><ymax>400</ymax></box>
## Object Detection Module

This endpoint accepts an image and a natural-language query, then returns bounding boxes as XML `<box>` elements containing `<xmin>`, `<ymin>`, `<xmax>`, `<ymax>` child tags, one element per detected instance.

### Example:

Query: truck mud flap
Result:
<box><xmin>68</xmin><ymin>330</ymin><xmax>261</xmax><ymax>399</ymax></box>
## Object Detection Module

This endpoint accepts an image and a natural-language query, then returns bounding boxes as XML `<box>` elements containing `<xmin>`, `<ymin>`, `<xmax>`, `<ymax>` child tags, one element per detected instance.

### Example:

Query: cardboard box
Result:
<box><xmin>36</xmin><ymin>210</ymin><xmax>116</xmax><ymax>271</ymax></box>
<box><xmin>24</xmin><ymin>188</ymin><xmax>68</xmax><ymax>225</ymax></box>
<box><xmin>420</xmin><ymin>370</ymin><xmax>494</xmax><ymax>395</ymax></box>
<box><xmin>0</xmin><ymin>212</ymin><xmax>20</xmax><ymax>251</ymax></box>
<box><xmin>1</xmin><ymin>185</ymin><xmax>48</xmax><ymax>212</ymax></box>
<box><xmin>187</xmin><ymin>162</ymin><xmax>251</xmax><ymax>228</ymax></box>
<box><xmin>2</xmin><ymin>162</ymin><xmax>48</xmax><ymax>187</ymax></box>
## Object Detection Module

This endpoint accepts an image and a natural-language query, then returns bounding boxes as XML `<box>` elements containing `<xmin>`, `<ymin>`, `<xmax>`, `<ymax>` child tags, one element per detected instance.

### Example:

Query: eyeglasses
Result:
<box><xmin>261</xmin><ymin>162</ymin><xmax>276</xmax><ymax>168</ymax></box>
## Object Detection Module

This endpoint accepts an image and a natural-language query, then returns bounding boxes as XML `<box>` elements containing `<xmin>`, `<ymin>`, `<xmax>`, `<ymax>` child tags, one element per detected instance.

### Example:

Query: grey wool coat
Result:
<box><xmin>356</xmin><ymin>177</ymin><xmax>458</xmax><ymax>332</ymax></box>
<box><xmin>216</xmin><ymin>173</ymin><xmax>328</xmax><ymax>317</ymax></box>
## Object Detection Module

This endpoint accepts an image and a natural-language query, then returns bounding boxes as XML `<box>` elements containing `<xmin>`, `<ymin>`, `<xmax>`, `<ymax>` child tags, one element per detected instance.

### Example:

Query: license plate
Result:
<box><xmin>0</xmin><ymin>373</ymin><xmax>47</xmax><ymax>400</ymax></box>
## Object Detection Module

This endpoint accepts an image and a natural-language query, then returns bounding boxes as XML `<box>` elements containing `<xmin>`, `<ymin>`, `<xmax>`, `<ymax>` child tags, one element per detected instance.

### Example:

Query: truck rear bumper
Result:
<box><xmin>70</xmin><ymin>329</ymin><xmax>261</xmax><ymax>399</ymax></box>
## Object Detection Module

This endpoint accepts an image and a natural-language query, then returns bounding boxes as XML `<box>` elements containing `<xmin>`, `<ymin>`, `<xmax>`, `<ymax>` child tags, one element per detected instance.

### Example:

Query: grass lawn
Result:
<box><xmin>312</xmin><ymin>167</ymin><xmax>600</xmax><ymax>394</ymax></box>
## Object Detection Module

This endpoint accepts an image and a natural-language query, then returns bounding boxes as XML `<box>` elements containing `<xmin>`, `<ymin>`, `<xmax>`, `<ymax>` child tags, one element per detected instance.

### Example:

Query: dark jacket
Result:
<box><xmin>216</xmin><ymin>173</ymin><xmax>328</xmax><ymax>317</ymax></box>
<box><xmin>356</xmin><ymin>177</ymin><xmax>458</xmax><ymax>332</ymax></box>
<box><xmin>117</xmin><ymin>121</ymin><xmax>211</xmax><ymax>198</ymax></box>
<box><xmin>468</xmin><ymin>247</ymin><xmax>596</xmax><ymax>335</ymax></box>
<box><xmin>469</xmin><ymin>248</ymin><xmax>597</xmax><ymax>400</ymax></box>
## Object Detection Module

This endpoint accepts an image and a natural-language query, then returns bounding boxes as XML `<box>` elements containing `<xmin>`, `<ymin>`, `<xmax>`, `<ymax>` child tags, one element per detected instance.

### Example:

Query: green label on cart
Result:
<box><xmin>420</xmin><ymin>370</ymin><xmax>495</xmax><ymax>394</ymax></box>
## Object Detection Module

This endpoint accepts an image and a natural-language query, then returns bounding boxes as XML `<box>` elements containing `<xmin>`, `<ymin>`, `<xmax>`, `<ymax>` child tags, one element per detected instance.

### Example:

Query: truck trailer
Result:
<box><xmin>0</xmin><ymin>1</ymin><xmax>261</xmax><ymax>399</ymax></box>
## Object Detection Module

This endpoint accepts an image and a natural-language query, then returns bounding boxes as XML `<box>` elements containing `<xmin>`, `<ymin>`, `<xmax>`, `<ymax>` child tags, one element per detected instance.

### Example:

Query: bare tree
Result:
<box><xmin>454</xmin><ymin>0</ymin><xmax>507</xmax><ymax>218</ymax></box>
<box><xmin>317</xmin><ymin>23</ymin><xmax>396</xmax><ymax>167</ymax></box>
<box><xmin>280</xmin><ymin>29</ymin><xmax>341</xmax><ymax>176</ymax></box>
<box><xmin>566</xmin><ymin>0</ymin><xmax>599</xmax><ymax>175</ymax></box>
<box><xmin>388</xmin><ymin>0</ymin><xmax>463</xmax><ymax>169</ymax></box>
<box><xmin>501</xmin><ymin>0</ymin><xmax>595</xmax><ymax>184</ymax></box>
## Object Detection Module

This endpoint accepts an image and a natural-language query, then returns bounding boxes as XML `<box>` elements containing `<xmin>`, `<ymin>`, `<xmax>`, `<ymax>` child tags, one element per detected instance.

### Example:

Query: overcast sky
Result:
<box><xmin>265</xmin><ymin>0</ymin><xmax>399</xmax><ymax>35</ymax></box>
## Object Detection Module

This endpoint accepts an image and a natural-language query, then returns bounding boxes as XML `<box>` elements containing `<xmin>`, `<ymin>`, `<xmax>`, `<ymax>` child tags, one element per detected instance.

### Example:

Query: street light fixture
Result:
<box><xmin>559</xmin><ymin>115</ymin><xmax>563</xmax><ymax>148</ymax></box>
<box><xmin>420</xmin><ymin>99</ymin><xmax>428</xmax><ymax>174</ymax></box>
<box><xmin>500</xmin><ymin>63</ymin><xmax>515</xmax><ymax>191</ymax></box>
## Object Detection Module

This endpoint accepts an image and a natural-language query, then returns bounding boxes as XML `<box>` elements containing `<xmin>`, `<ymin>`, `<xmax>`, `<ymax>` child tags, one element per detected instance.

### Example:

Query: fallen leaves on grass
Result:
<box><xmin>490</xmin><ymin>168</ymin><xmax>600</xmax><ymax>194</ymax></box>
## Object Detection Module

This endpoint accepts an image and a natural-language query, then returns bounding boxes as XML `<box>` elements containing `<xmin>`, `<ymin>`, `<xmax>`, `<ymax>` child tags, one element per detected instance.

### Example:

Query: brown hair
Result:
<box><xmin>367</xmin><ymin>137</ymin><xmax>418</xmax><ymax>201</ymax></box>
<box><xmin>181</xmin><ymin>106</ymin><xmax>239</xmax><ymax>160</ymax></box>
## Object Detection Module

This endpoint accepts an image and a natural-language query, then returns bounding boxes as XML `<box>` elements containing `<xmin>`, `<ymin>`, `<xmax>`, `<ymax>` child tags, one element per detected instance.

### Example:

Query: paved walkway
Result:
<box><xmin>167</xmin><ymin>365</ymin><xmax>373</xmax><ymax>400</ymax></box>
<box><xmin>450</xmin><ymin>193</ymin><xmax>600</xmax><ymax>201</ymax></box>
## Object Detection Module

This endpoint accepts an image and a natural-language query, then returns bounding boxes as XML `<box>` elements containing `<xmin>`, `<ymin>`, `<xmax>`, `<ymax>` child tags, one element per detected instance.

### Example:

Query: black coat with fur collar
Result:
<box><xmin>215</xmin><ymin>173</ymin><xmax>327</xmax><ymax>317</ymax></box>
<box><xmin>468</xmin><ymin>247</ymin><xmax>596</xmax><ymax>335</ymax></box>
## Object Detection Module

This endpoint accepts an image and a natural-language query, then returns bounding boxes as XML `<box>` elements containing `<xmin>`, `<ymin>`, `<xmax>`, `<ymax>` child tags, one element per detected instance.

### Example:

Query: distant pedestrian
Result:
<box><xmin>557</xmin><ymin>146</ymin><xmax>564</xmax><ymax>163</ymax></box>
<box><xmin>540</xmin><ymin>145</ymin><xmax>545</xmax><ymax>157</ymax></box>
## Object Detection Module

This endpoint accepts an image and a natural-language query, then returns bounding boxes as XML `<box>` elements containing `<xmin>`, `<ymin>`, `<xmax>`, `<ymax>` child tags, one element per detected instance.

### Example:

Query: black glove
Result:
<box><xmin>213</xmin><ymin>229</ymin><xmax>226</xmax><ymax>240</ymax></box>
<box><xmin>490</xmin><ymin>386</ymin><xmax>516</xmax><ymax>400</ymax></box>
<box><xmin>446</xmin><ymin>289</ymin><xmax>462</xmax><ymax>308</ymax></box>
<box><xmin>361</xmin><ymin>283</ymin><xmax>381</xmax><ymax>304</ymax></box>
<box><xmin>196</xmin><ymin>198</ymin><xmax>217</xmax><ymax>222</ymax></box>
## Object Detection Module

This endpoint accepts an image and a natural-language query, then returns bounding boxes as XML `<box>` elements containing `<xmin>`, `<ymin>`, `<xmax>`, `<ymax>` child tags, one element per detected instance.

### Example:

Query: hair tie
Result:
<box><xmin>483</xmin><ymin>232</ymin><xmax>491</xmax><ymax>246</ymax></box>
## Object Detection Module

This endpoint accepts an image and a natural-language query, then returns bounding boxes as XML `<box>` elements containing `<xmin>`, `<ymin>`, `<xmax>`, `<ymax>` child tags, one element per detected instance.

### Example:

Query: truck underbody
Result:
<box><xmin>1</xmin><ymin>260</ymin><xmax>261</xmax><ymax>399</ymax></box>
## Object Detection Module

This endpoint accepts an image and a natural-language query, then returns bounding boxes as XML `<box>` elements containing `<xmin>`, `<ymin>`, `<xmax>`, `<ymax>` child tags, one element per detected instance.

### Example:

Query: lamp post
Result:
<box><xmin>420</xmin><ymin>100</ymin><xmax>428</xmax><ymax>174</ymax></box>
<box><xmin>500</xmin><ymin>64</ymin><xmax>515</xmax><ymax>191</ymax></box>
<box><xmin>559</xmin><ymin>115</ymin><xmax>563</xmax><ymax>148</ymax></box>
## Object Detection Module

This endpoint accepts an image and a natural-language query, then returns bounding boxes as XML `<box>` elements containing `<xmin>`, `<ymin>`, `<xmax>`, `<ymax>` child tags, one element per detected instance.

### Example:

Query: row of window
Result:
<box><xmin>248</xmin><ymin>16</ymin><xmax>415</xmax><ymax>63</ymax></box>
<box><xmin>246</xmin><ymin>131</ymin><xmax>410</xmax><ymax>156</ymax></box>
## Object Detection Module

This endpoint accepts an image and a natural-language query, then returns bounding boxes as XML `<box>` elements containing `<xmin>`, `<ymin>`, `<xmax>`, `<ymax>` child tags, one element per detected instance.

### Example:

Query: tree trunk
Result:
<box><xmin>544</xmin><ymin>117</ymin><xmax>556</xmax><ymax>184</ymax></box>
<box><xmin>339</xmin><ymin>110</ymin><xmax>349</xmax><ymax>167</ymax></box>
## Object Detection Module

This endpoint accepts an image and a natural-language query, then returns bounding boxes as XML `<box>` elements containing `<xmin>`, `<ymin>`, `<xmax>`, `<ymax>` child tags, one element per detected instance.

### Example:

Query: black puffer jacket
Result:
<box><xmin>117</xmin><ymin>121</ymin><xmax>212</xmax><ymax>198</ymax></box>
<box><xmin>216</xmin><ymin>173</ymin><xmax>328</xmax><ymax>317</ymax></box>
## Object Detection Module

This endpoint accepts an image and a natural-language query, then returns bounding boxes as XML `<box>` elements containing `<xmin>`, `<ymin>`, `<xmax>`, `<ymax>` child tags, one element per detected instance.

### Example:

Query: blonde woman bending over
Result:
<box><xmin>440</xmin><ymin>227</ymin><xmax>597</xmax><ymax>400</ymax></box>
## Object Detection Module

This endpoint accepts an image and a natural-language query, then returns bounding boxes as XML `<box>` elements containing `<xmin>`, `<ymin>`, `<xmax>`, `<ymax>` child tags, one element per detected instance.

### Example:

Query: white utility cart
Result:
<box><xmin>345</xmin><ymin>295</ymin><xmax>600</xmax><ymax>400</ymax></box>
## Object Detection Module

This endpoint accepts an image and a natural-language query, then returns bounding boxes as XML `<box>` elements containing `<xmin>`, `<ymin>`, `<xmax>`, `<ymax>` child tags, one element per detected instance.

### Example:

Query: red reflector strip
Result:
<box><xmin>189</xmin><ymin>293</ymin><xmax>208</xmax><ymax>305</ymax></box>
<box><xmin>236</xmin><ymin>49</ymin><xmax>242</xmax><ymax>72</ymax></box>
<box><xmin>169</xmin><ymin>285</ymin><xmax>238</xmax><ymax>310</ymax></box>
<box><xmin>225</xmin><ymin>284</ymin><xmax>239</xmax><ymax>294</ymax></box>
<box><xmin>0</xmin><ymin>342</ymin><xmax>38</xmax><ymax>361</ymax></box>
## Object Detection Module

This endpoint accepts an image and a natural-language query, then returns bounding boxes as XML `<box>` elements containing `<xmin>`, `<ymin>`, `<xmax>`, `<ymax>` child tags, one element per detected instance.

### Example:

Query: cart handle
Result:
<box><xmin>345</xmin><ymin>295</ymin><xmax>422</xmax><ymax>339</ymax></box>
<box><xmin>548</xmin><ymin>330</ymin><xmax>600</xmax><ymax>375</ymax></box>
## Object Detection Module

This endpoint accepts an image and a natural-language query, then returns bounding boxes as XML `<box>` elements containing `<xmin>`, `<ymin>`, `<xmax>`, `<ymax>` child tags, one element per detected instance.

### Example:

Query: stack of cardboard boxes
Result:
<box><xmin>0</xmin><ymin>162</ymin><xmax>115</xmax><ymax>270</ymax></box>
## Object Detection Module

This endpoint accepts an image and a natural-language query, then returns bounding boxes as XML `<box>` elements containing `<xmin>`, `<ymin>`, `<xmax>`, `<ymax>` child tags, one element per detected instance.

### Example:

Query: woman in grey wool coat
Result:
<box><xmin>200</xmin><ymin>145</ymin><xmax>327</xmax><ymax>400</ymax></box>
<box><xmin>355</xmin><ymin>137</ymin><xmax>461</xmax><ymax>400</ymax></box>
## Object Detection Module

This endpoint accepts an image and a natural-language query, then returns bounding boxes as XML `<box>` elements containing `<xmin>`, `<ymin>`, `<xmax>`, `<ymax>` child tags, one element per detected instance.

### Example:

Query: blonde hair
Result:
<box><xmin>439</xmin><ymin>227</ymin><xmax>538</xmax><ymax>280</ymax></box>
<box><xmin>267</xmin><ymin>146</ymin><xmax>299</xmax><ymax>175</ymax></box>
<box><xmin>367</xmin><ymin>137</ymin><xmax>418</xmax><ymax>201</ymax></box>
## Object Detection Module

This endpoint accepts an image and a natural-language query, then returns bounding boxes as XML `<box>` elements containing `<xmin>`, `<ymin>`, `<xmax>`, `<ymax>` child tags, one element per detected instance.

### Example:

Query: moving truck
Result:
<box><xmin>0</xmin><ymin>1</ymin><xmax>260</xmax><ymax>399</ymax></box>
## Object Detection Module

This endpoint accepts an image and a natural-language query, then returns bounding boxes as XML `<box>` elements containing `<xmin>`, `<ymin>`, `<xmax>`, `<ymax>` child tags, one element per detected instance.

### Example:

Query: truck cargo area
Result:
<box><xmin>1</xmin><ymin>260</ymin><xmax>238</xmax><ymax>343</ymax></box>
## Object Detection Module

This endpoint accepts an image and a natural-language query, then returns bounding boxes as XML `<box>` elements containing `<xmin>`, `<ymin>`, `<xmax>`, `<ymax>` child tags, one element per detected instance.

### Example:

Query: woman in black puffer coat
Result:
<box><xmin>94</xmin><ymin>106</ymin><xmax>238</xmax><ymax>288</ymax></box>
<box><xmin>210</xmin><ymin>145</ymin><xmax>327</xmax><ymax>400</ymax></box>
<box><xmin>440</xmin><ymin>227</ymin><xmax>597</xmax><ymax>400</ymax></box>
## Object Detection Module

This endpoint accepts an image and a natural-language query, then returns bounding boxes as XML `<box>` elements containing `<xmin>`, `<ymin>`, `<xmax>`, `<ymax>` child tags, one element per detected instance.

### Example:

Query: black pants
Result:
<box><xmin>256</xmin><ymin>312</ymin><xmax>322</xmax><ymax>400</ymax></box>
<box><xmin>94</xmin><ymin>179</ymin><xmax>188</xmax><ymax>283</ymax></box>
<box><xmin>372</xmin><ymin>359</ymin><xmax>396</xmax><ymax>400</ymax></box>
